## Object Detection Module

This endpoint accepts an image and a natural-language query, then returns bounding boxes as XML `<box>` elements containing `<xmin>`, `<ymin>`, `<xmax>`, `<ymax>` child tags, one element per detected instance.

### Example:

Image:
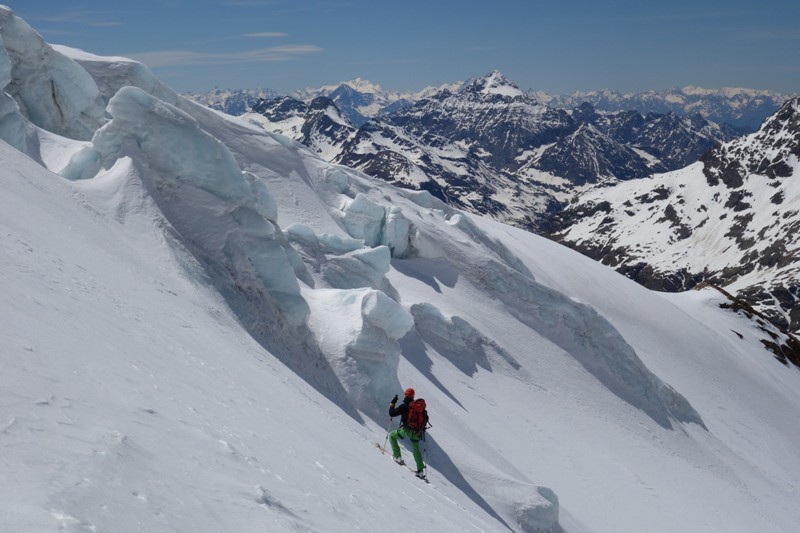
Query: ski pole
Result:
<box><xmin>422</xmin><ymin>433</ymin><xmax>428</xmax><ymax>477</ymax></box>
<box><xmin>381</xmin><ymin>416</ymin><xmax>393</xmax><ymax>454</ymax></box>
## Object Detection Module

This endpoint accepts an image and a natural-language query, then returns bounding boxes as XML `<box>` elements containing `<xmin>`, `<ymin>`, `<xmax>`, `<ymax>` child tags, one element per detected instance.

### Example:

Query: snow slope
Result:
<box><xmin>0</xmin><ymin>139</ymin><xmax>520</xmax><ymax>533</ymax></box>
<box><xmin>2</xmin><ymin>6</ymin><xmax>800</xmax><ymax>532</ymax></box>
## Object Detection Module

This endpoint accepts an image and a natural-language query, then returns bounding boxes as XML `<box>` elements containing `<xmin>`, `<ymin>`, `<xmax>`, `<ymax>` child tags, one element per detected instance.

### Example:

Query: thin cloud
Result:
<box><xmin>129</xmin><ymin>45</ymin><xmax>322</xmax><ymax>68</ymax></box>
<box><xmin>243</xmin><ymin>32</ymin><xmax>288</xmax><ymax>38</ymax></box>
<box><xmin>35</xmin><ymin>9</ymin><xmax>123</xmax><ymax>27</ymax></box>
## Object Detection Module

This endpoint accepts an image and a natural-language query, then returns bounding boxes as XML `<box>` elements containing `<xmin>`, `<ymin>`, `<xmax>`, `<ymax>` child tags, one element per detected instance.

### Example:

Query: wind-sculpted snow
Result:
<box><xmin>514</xmin><ymin>490</ymin><xmax>560</xmax><ymax>533</ymax></box>
<box><xmin>55</xmin><ymin>45</ymin><xmax>180</xmax><ymax>109</ymax></box>
<box><xmin>86</xmin><ymin>88</ymin><xmax>306</xmax><ymax>311</ymax></box>
<box><xmin>55</xmin><ymin>85</ymin><xmax>371</xmax><ymax>417</ymax></box>
<box><xmin>285</xmin><ymin>223</ymin><xmax>397</xmax><ymax>297</ymax></box>
<box><xmin>87</xmin><ymin>87</ymin><xmax>309</xmax><ymax>319</ymax></box>
<box><xmin>315</xmin><ymin>160</ymin><xmax>702</xmax><ymax>428</ymax></box>
<box><xmin>410</xmin><ymin>302</ymin><xmax>520</xmax><ymax>375</ymax></box>
<box><xmin>0</xmin><ymin>34</ymin><xmax>33</xmax><ymax>156</ymax></box>
<box><xmin>321</xmin><ymin>246</ymin><xmax>391</xmax><ymax>291</ymax></box>
<box><xmin>494</xmin><ymin>483</ymin><xmax>560</xmax><ymax>533</ymax></box>
<box><xmin>334</xmin><ymin>193</ymin><xmax>413</xmax><ymax>257</ymax></box>
<box><xmin>306</xmin><ymin>288</ymin><xmax>413</xmax><ymax>406</ymax></box>
<box><xmin>94</xmin><ymin>87</ymin><xmax>254</xmax><ymax>202</ymax></box>
<box><xmin>453</xmin><ymin>241</ymin><xmax>702</xmax><ymax>429</ymax></box>
<box><xmin>67</xmin><ymin>86</ymin><xmax>421</xmax><ymax>420</ymax></box>
<box><xmin>0</xmin><ymin>7</ymin><xmax>104</xmax><ymax>141</ymax></box>
<box><xmin>382</xmin><ymin>199</ymin><xmax>701</xmax><ymax>427</ymax></box>
<box><xmin>337</xmin><ymin>193</ymin><xmax>388</xmax><ymax>246</ymax></box>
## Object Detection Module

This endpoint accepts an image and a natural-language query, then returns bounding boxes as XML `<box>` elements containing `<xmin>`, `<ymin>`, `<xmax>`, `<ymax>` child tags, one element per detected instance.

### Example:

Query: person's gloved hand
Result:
<box><xmin>390</xmin><ymin>394</ymin><xmax>398</xmax><ymax>405</ymax></box>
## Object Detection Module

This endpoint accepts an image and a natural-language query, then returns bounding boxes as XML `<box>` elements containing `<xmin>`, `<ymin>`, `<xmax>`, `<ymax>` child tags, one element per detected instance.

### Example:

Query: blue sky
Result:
<box><xmin>14</xmin><ymin>1</ymin><xmax>800</xmax><ymax>95</ymax></box>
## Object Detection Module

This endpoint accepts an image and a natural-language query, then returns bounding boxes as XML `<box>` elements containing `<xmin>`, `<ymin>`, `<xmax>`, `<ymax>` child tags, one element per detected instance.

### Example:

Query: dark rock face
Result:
<box><xmin>326</xmin><ymin>84</ymin><xmax>373</xmax><ymax>126</ymax></box>
<box><xmin>537</xmin><ymin>123</ymin><xmax>656</xmax><ymax>184</ymax></box>
<box><xmin>251</xmin><ymin>96</ymin><xmax>357</xmax><ymax>156</ymax></box>
<box><xmin>300</xmin><ymin>97</ymin><xmax>356</xmax><ymax>147</ymax></box>
<box><xmin>573</xmin><ymin>106</ymin><xmax>733</xmax><ymax>170</ymax></box>
<box><xmin>252</xmin><ymin>96</ymin><xmax>307</xmax><ymax>121</ymax></box>
<box><xmin>702</xmin><ymin>97</ymin><xmax>800</xmax><ymax>187</ymax></box>
<box><xmin>382</xmin><ymin>77</ymin><xmax>575</xmax><ymax>172</ymax></box>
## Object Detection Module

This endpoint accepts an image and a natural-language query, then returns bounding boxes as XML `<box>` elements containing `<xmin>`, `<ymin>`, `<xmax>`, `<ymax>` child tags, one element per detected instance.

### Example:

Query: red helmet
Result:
<box><xmin>404</xmin><ymin>387</ymin><xmax>415</xmax><ymax>398</ymax></box>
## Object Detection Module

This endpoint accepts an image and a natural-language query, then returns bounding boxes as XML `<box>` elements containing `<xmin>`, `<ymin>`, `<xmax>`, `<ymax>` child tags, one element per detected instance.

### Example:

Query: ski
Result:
<box><xmin>374</xmin><ymin>442</ymin><xmax>429</xmax><ymax>483</ymax></box>
<box><xmin>400</xmin><ymin>461</ymin><xmax>429</xmax><ymax>483</ymax></box>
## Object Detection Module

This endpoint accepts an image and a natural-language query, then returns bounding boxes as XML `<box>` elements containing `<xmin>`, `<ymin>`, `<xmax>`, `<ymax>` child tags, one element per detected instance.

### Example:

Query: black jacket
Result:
<box><xmin>389</xmin><ymin>396</ymin><xmax>412</xmax><ymax>426</ymax></box>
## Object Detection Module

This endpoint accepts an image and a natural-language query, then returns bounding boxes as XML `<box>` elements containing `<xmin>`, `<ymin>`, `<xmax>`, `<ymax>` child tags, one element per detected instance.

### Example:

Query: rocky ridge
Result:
<box><xmin>552</xmin><ymin>97</ymin><xmax>800</xmax><ymax>335</ymax></box>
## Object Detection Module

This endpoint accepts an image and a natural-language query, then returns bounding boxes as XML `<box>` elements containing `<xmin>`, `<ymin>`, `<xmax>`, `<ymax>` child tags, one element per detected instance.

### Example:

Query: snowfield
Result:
<box><xmin>1</xmin><ymin>6</ymin><xmax>799</xmax><ymax>532</ymax></box>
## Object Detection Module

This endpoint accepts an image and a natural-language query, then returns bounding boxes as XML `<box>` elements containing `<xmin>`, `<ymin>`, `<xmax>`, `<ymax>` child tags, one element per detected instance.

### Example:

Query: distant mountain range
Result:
<box><xmin>183</xmin><ymin>87</ymin><xmax>277</xmax><ymax>116</ymax></box>
<box><xmin>243</xmin><ymin>71</ymin><xmax>739</xmax><ymax>232</ymax></box>
<box><xmin>540</xmin><ymin>87</ymin><xmax>793</xmax><ymax>132</ymax></box>
<box><xmin>185</xmin><ymin>77</ymin><xmax>795</xmax><ymax>133</ymax></box>
<box><xmin>186</xmin><ymin>78</ymin><xmax>461</xmax><ymax>126</ymax></box>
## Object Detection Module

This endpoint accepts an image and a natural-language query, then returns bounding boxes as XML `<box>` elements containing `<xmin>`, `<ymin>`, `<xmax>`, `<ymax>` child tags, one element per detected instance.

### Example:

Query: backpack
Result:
<box><xmin>406</xmin><ymin>398</ymin><xmax>428</xmax><ymax>432</ymax></box>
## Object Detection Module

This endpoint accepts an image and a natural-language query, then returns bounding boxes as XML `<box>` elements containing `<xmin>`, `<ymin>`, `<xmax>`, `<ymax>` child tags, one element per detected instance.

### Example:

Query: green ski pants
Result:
<box><xmin>388</xmin><ymin>427</ymin><xmax>424</xmax><ymax>472</ymax></box>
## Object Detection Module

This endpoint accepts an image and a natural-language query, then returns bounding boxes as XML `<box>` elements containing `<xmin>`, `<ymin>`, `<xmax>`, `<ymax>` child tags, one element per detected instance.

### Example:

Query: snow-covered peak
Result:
<box><xmin>412</xmin><ymin>80</ymin><xmax>464</xmax><ymax>100</ymax></box>
<box><xmin>341</xmin><ymin>77</ymin><xmax>386</xmax><ymax>94</ymax></box>
<box><xmin>757</xmin><ymin>95</ymin><xmax>800</xmax><ymax>135</ymax></box>
<box><xmin>297</xmin><ymin>77</ymin><xmax>387</xmax><ymax>100</ymax></box>
<box><xmin>464</xmin><ymin>70</ymin><xmax>524</xmax><ymax>98</ymax></box>
<box><xmin>299</xmin><ymin>77</ymin><xmax>463</xmax><ymax>102</ymax></box>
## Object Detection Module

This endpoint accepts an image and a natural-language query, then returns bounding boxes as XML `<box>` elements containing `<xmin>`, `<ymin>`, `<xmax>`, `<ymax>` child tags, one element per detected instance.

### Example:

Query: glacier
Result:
<box><xmin>1</xmin><ymin>6</ymin><xmax>800</xmax><ymax>532</ymax></box>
